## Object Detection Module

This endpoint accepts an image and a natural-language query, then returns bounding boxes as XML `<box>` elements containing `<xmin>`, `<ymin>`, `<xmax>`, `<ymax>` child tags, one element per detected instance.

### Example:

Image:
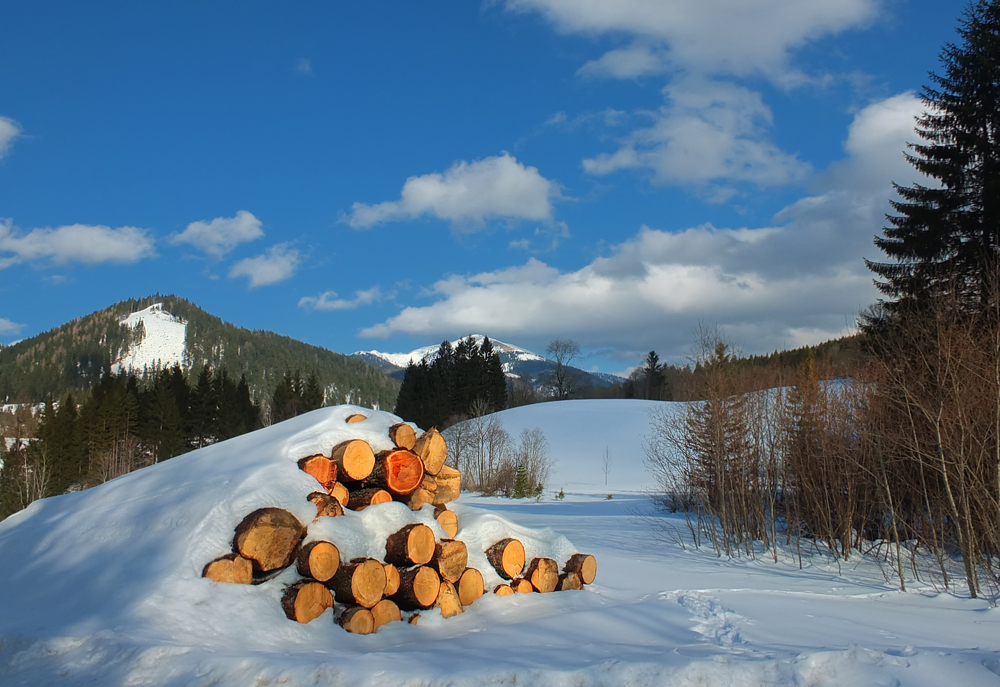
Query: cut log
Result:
<box><xmin>389</xmin><ymin>423</ymin><xmax>416</xmax><ymax>450</ymax></box>
<box><xmin>328</xmin><ymin>558</ymin><xmax>386</xmax><ymax>608</ymax></box>
<box><xmin>435</xmin><ymin>580</ymin><xmax>464</xmax><ymax>619</ymax></box>
<box><xmin>525</xmin><ymin>557</ymin><xmax>559</xmax><ymax>593</ymax></box>
<box><xmin>563</xmin><ymin>553</ymin><xmax>597</xmax><ymax>585</ymax></box>
<box><xmin>370</xmin><ymin>449</ymin><xmax>425</xmax><ymax>496</ymax></box>
<box><xmin>512</xmin><ymin>578</ymin><xmax>534</xmax><ymax>594</ymax></box>
<box><xmin>296</xmin><ymin>540</ymin><xmax>341</xmax><ymax>582</ymax></box>
<box><xmin>383</xmin><ymin>563</ymin><xmax>401</xmax><ymax>596</ymax></box>
<box><xmin>371</xmin><ymin>598</ymin><xmax>402</xmax><ymax>629</ymax></box>
<box><xmin>406</xmin><ymin>488</ymin><xmax>433</xmax><ymax>511</ymax></box>
<box><xmin>413</xmin><ymin>428</ymin><xmax>448</xmax><ymax>475</ymax></box>
<box><xmin>281</xmin><ymin>580</ymin><xmax>334</xmax><ymax>624</ymax></box>
<box><xmin>406</xmin><ymin>465</ymin><xmax>462</xmax><ymax>509</ymax></box>
<box><xmin>202</xmin><ymin>554</ymin><xmax>253</xmax><ymax>584</ymax></box>
<box><xmin>384</xmin><ymin>523</ymin><xmax>436</xmax><ymax>566</ymax></box>
<box><xmin>457</xmin><ymin>567</ymin><xmax>484</xmax><ymax>606</ymax></box>
<box><xmin>233</xmin><ymin>508</ymin><xmax>305</xmax><ymax>573</ymax></box>
<box><xmin>557</xmin><ymin>571</ymin><xmax>583</xmax><ymax>591</ymax></box>
<box><xmin>329</xmin><ymin>482</ymin><xmax>350</xmax><ymax>507</ymax></box>
<box><xmin>408</xmin><ymin>612</ymin><xmax>421</xmax><ymax>625</ymax></box>
<box><xmin>297</xmin><ymin>454</ymin><xmax>336</xmax><ymax>490</ymax></box>
<box><xmin>493</xmin><ymin>584</ymin><xmax>515</xmax><ymax>596</ymax></box>
<box><xmin>345</xmin><ymin>413</ymin><xmax>368</xmax><ymax>424</ymax></box>
<box><xmin>430</xmin><ymin>539</ymin><xmax>468</xmax><ymax>584</ymax></box>
<box><xmin>434</xmin><ymin>504</ymin><xmax>458</xmax><ymax>538</ymax></box>
<box><xmin>391</xmin><ymin>566</ymin><xmax>440</xmax><ymax>610</ymax></box>
<box><xmin>331</xmin><ymin>439</ymin><xmax>375</xmax><ymax>481</ymax></box>
<box><xmin>339</xmin><ymin>607</ymin><xmax>375</xmax><ymax>634</ymax></box>
<box><xmin>485</xmin><ymin>538</ymin><xmax>525</xmax><ymax>580</ymax></box>
<box><xmin>308</xmin><ymin>491</ymin><xmax>344</xmax><ymax>518</ymax></box>
<box><xmin>347</xmin><ymin>488</ymin><xmax>392</xmax><ymax>511</ymax></box>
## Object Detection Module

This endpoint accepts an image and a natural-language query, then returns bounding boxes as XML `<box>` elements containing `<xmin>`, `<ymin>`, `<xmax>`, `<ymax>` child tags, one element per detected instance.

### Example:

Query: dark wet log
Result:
<box><xmin>233</xmin><ymin>508</ymin><xmax>305</xmax><ymax>573</ymax></box>
<box><xmin>295</xmin><ymin>540</ymin><xmax>340</xmax><ymax>582</ymax></box>
<box><xmin>384</xmin><ymin>523</ymin><xmax>436</xmax><ymax>567</ymax></box>
<box><xmin>282</xmin><ymin>580</ymin><xmax>333</xmax><ymax>623</ymax></box>
<box><xmin>485</xmin><ymin>538</ymin><xmax>525</xmax><ymax>580</ymax></box>
<box><xmin>203</xmin><ymin>554</ymin><xmax>253</xmax><ymax>584</ymax></box>
<box><xmin>328</xmin><ymin>558</ymin><xmax>386</xmax><ymax>608</ymax></box>
<box><xmin>563</xmin><ymin>553</ymin><xmax>597</xmax><ymax>585</ymax></box>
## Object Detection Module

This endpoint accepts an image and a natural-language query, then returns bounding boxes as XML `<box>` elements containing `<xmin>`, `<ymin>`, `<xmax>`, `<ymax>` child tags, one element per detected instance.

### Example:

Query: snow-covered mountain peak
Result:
<box><xmin>356</xmin><ymin>334</ymin><xmax>545</xmax><ymax>370</ymax></box>
<box><xmin>113</xmin><ymin>303</ymin><xmax>187</xmax><ymax>374</ymax></box>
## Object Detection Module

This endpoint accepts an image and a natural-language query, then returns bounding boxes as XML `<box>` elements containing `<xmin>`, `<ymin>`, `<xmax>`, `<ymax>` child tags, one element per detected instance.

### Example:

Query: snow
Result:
<box><xmin>357</xmin><ymin>334</ymin><xmax>545</xmax><ymax>369</ymax></box>
<box><xmin>0</xmin><ymin>402</ymin><xmax>998</xmax><ymax>686</ymax></box>
<box><xmin>113</xmin><ymin>303</ymin><xmax>187</xmax><ymax>374</ymax></box>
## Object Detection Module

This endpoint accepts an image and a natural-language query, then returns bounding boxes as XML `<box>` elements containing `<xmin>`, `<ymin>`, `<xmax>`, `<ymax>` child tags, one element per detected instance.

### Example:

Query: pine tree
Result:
<box><xmin>302</xmin><ymin>373</ymin><xmax>324</xmax><ymax>412</ymax></box>
<box><xmin>866</xmin><ymin>0</ymin><xmax>1000</xmax><ymax>315</ymax></box>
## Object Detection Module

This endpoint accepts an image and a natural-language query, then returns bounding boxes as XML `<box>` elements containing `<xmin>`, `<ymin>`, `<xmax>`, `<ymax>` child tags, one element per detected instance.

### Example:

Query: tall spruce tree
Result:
<box><xmin>866</xmin><ymin>0</ymin><xmax>1000</xmax><ymax>315</ymax></box>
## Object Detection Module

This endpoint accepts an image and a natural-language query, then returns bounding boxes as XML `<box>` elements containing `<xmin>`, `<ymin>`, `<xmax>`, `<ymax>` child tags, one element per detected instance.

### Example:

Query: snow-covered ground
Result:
<box><xmin>113</xmin><ymin>303</ymin><xmax>187</xmax><ymax>374</ymax></box>
<box><xmin>0</xmin><ymin>402</ymin><xmax>997</xmax><ymax>686</ymax></box>
<box><xmin>356</xmin><ymin>334</ymin><xmax>545</xmax><ymax>370</ymax></box>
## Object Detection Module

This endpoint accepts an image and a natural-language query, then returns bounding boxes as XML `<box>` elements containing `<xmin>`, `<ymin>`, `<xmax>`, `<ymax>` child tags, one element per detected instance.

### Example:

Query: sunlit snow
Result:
<box><xmin>113</xmin><ymin>303</ymin><xmax>187</xmax><ymax>374</ymax></box>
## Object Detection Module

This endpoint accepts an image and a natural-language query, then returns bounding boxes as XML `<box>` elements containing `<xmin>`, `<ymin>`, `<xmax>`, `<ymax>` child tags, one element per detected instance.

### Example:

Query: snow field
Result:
<box><xmin>113</xmin><ymin>303</ymin><xmax>187</xmax><ymax>374</ymax></box>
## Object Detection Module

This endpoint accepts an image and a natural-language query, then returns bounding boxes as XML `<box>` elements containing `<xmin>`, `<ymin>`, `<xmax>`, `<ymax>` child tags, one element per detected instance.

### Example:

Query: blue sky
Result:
<box><xmin>0</xmin><ymin>0</ymin><xmax>967</xmax><ymax>372</ymax></box>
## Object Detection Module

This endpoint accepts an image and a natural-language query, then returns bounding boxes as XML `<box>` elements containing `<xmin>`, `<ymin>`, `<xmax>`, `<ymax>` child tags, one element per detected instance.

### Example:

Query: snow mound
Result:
<box><xmin>113</xmin><ymin>303</ymin><xmax>187</xmax><ymax>374</ymax></box>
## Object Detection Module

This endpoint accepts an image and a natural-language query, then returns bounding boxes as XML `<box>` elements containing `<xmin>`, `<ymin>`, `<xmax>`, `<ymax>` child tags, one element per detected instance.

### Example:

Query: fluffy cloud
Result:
<box><xmin>362</xmin><ymin>94</ymin><xmax>924</xmax><ymax>360</ymax></box>
<box><xmin>346</xmin><ymin>152</ymin><xmax>559</xmax><ymax>231</ymax></box>
<box><xmin>0</xmin><ymin>318</ymin><xmax>25</xmax><ymax>336</ymax></box>
<box><xmin>0</xmin><ymin>220</ymin><xmax>156</xmax><ymax>269</ymax></box>
<box><xmin>299</xmin><ymin>286</ymin><xmax>385</xmax><ymax>311</ymax></box>
<box><xmin>228</xmin><ymin>243</ymin><xmax>300</xmax><ymax>288</ymax></box>
<box><xmin>577</xmin><ymin>43</ymin><xmax>669</xmax><ymax>79</ymax></box>
<box><xmin>171</xmin><ymin>210</ymin><xmax>264</xmax><ymax>258</ymax></box>
<box><xmin>583</xmin><ymin>78</ymin><xmax>810</xmax><ymax>191</ymax></box>
<box><xmin>0</xmin><ymin>117</ymin><xmax>20</xmax><ymax>159</ymax></box>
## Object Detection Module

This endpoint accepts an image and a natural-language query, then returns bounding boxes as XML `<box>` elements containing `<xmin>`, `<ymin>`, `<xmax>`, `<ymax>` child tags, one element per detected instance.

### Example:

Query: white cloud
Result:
<box><xmin>0</xmin><ymin>318</ymin><xmax>25</xmax><ymax>336</ymax></box>
<box><xmin>583</xmin><ymin>78</ymin><xmax>810</xmax><ymax>191</ymax></box>
<box><xmin>346</xmin><ymin>152</ymin><xmax>559</xmax><ymax>231</ymax></box>
<box><xmin>228</xmin><ymin>243</ymin><xmax>300</xmax><ymax>288</ymax></box>
<box><xmin>171</xmin><ymin>210</ymin><xmax>264</xmax><ymax>258</ymax></box>
<box><xmin>577</xmin><ymin>43</ymin><xmax>669</xmax><ymax>79</ymax></box>
<box><xmin>0</xmin><ymin>117</ymin><xmax>21</xmax><ymax>160</ymax></box>
<box><xmin>362</xmin><ymin>94</ymin><xmax>924</xmax><ymax>360</ymax></box>
<box><xmin>0</xmin><ymin>219</ymin><xmax>156</xmax><ymax>269</ymax></box>
<box><xmin>296</xmin><ymin>59</ymin><xmax>312</xmax><ymax>74</ymax></box>
<box><xmin>299</xmin><ymin>286</ymin><xmax>385</xmax><ymax>311</ymax></box>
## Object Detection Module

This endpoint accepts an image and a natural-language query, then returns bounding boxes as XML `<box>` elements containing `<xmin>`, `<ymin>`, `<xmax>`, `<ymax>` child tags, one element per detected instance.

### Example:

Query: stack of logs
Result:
<box><xmin>203</xmin><ymin>412</ymin><xmax>598</xmax><ymax>634</ymax></box>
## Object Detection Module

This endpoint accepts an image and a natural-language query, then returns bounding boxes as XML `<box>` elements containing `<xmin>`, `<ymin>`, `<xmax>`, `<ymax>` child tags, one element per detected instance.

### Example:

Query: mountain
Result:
<box><xmin>0</xmin><ymin>295</ymin><xmax>399</xmax><ymax>409</ymax></box>
<box><xmin>353</xmin><ymin>335</ymin><xmax>623</xmax><ymax>389</ymax></box>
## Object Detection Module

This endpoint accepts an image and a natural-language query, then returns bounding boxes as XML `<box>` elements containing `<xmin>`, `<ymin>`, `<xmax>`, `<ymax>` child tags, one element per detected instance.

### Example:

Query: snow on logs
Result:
<box><xmin>201</xmin><ymin>414</ymin><xmax>597</xmax><ymax>632</ymax></box>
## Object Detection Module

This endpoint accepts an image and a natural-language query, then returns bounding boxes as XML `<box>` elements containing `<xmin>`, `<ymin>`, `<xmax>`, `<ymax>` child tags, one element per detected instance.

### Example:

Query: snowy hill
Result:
<box><xmin>1</xmin><ymin>401</ymin><xmax>998</xmax><ymax>686</ymax></box>
<box><xmin>112</xmin><ymin>302</ymin><xmax>188</xmax><ymax>374</ymax></box>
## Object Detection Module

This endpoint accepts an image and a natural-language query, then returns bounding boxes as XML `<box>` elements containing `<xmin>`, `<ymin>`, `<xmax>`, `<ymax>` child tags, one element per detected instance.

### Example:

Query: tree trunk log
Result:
<box><xmin>307</xmin><ymin>491</ymin><xmax>344</xmax><ymax>518</ymax></box>
<box><xmin>345</xmin><ymin>413</ymin><xmax>368</xmax><ymax>424</ymax></box>
<box><xmin>406</xmin><ymin>466</ymin><xmax>462</xmax><ymax>509</ymax></box>
<box><xmin>296</xmin><ymin>540</ymin><xmax>341</xmax><ymax>582</ymax></box>
<box><xmin>457</xmin><ymin>567</ymin><xmax>484</xmax><ymax>606</ymax></box>
<box><xmin>371</xmin><ymin>598</ymin><xmax>402</xmax><ymax>628</ymax></box>
<box><xmin>383</xmin><ymin>563</ymin><xmax>401</xmax><ymax>596</ymax></box>
<box><xmin>512</xmin><ymin>578</ymin><xmax>534</xmax><ymax>593</ymax></box>
<box><xmin>391</xmin><ymin>565</ymin><xmax>440</xmax><ymax>610</ymax></box>
<box><xmin>338</xmin><ymin>606</ymin><xmax>375</xmax><ymax>634</ymax></box>
<box><xmin>413</xmin><ymin>428</ymin><xmax>448</xmax><ymax>475</ymax></box>
<box><xmin>435</xmin><ymin>580</ymin><xmax>464</xmax><ymax>619</ymax></box>
<box><xmin>297</xmin><ymin>454</ymin><xmax>336</xmax><ymax>491</ymax></box>
<box><xmin>389</xmin><ymin>423</ymin><xmax>416</xmax><ymax>450</ymax></box>
<box><xmin>203</xmin><ymin>554</ymin><xmax>253</xmax><ymax>584</ymax></box>
<box><xmin>233</xmin><ymin>508</ymin><xmax>305</xmax><ymax>573</ymax></box>
<box><xmin>557</xmin><ymin>571</ymin><xmax>583</xmax><ymax>591</ymax></box>
<box><xmin>370</xmin><ymin>449</ymin><xmax>425</xmax><ymax>496</ymax></box>
<box><xmin>525</xmin><ymin>557</ymin><xmax>559</xmax><ymax>593</ymax></box>
<box><xmin>493</xmin><ymin>583</ymin><xmax>515</xmax><ymax>596</ymax></box>
<box><xmin>282</xmin><ymin>580</ymin><xmax>333</xmax><ymax>623</ymax></box>
<box><xmin>434</xmin><ymin>504</ymin><xmax>458</xmax><ymax>538</ymax></box>
<box><xmin>430</xmin><ymin>539</ymin><xmax>468</xmax><ymax>584</ymax></box>
<box><xmin>563</xmin><ymin>553</ymin><xmax>597</xmax><ymax>585</ymax></box>
<box><xmin>384</xmin><ymin>523</ymin><xmax>436</xmax><ymax>566</ymax></box>
<box><xmin>331</xmin><ymin>439</ymin><xmax>375</xmax><ymax>481</ymax></box>
<box><xmin>485</xmin><ymin>538</ymin><xmax>525</xmax><ymax>580</ymax></box>
<box><xmin>329</xmin><ymin>482</ymin><xmax>350</xmax><ymax>507</ymax></box>
<box><xmin>328</xmin><ymin>558</ymin><xmax>386</xmax><ymax>608</ymax></box>
<box><xmin>347</xmin><ymin>488</ymin><xmax>392</xmax><ymax>511</ymax></box>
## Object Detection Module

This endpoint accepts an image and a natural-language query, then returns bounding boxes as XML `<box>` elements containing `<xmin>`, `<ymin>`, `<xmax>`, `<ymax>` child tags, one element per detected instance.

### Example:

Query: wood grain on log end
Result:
<box><xmin>371</xmin><ymin>598</ymin><xmax>402</xmax><ymax>629</ymax></box>
<box><xmin>296</xmin><ymin>540</ymin><xmax>340</xmax><ymax>582</ymax></box>
<box><xmin>233</xmin><ymin>507</ymin><xmax>305</xmax><ymax>573</ymax></box>
<box><xmin>203</xmin><ymin>554</ymin><xmax>253</xmax><ymax>584</ymax></box>
<box><xmin>564</xmin><ymin>553</ymin><xmax>597</xmax><ymax>585</ymax></box>
<box><xmin>281</xmin><ymin>580</ymin><xmax>333</xmax><ymax>623</ymax></box>
<box><xmin>526</xmin><ymin>557</ymin><xmax>559</xmax><ymax>593</ymax></box>
<box><xmin>457</xmin><ymin>567</ymin><xmax>484</xmax><ymax>606</ymax></box>
<box><xmin>339</xmin><ymin>606</ymin><xmax>376</xmax><ymax>634</ymax></box>
<box><xmin>485</xmin><ymin>537</ymin><xmax>525</xmax><ymax>580</ymax></box>
<box><xmin>389</xmin><ymin>423</ymin><xmax>417</xmax><ymax>450</ymax></box>
<box><xmin>435</xmin><ymin>580</ymin><xmax>464</xmax><ymax>619</ymax></box>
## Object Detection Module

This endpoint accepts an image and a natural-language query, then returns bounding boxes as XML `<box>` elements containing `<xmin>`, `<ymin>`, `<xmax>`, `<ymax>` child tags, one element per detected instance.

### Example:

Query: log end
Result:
<box><xmin>339</xmin><ymin>607</ymin><xmax>376</xmax><ymax>634</ymax></box>
<box><xmin>203</xmin><ymin>554</ymin><xmax>253</xmax><ymax>584</ymax></box>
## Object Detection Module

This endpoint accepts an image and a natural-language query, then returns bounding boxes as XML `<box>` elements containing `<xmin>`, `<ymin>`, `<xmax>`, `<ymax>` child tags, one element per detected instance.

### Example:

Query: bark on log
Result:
<box><xmin>347</xmin><ymin>488</ymin><xmax>392</xmax><ymax>511</ymax></box>
<box><xmin>383</xmin><ymin>563</ymin><xmax>401</xmax><ymax>596</ymax></box>
<box><xmin>371</xmin><ymin>598</ymin><xmax>402</xmax><ymax>629</ymax></box>
<box><xmin>308</xmin><ymin>491</ymin><xmax>344</xmax><ymax>518</ymax></box>
<box><xmin>384</xmin><ymin>523</ymin><xmax>436</xmax><ymax>566</ymax></box>
<box><xmin>434</xmin><ymin>504</ymin><xmax>458</xmax><ymax>539</ymax></box>
<box><xmin>457</xmin><ymin>567</ymin><xmax>484</xmax><ymax>606</ymax></box>
<box><xmin>296</xmin><ymin>540</ymin><xmax>341</xmax><ymax>582</ymax></box>
<box><xmin>329</xmin><ymin>482</ymin><xmax>350</xmax><ymax>507</ymax></box>
<box><xmin>328</xmin><ymin>558</ymin><xmax>386</xmax><ymax>608</ymax></box>
<box><xmin>430</xmin><ymin>539</ymin><xmax>468</xmax><ymax>584</ymax></box>
<box><xmin>493</xmin><ymin>584</ymin><xmax>515</xmax><ymax>596</ymax></box>
<box><xmin>203</xmin><ymin>554</ymin><xmax>253</xmax><ymax>584</ymax></box>
<box><xmin>281</xmin><ymin>580</ymin><xmax>333</xmax><ymax>623</ymax></box>
<box><xmin>297</xmin><ymin>454</ymin><xmax>336</xmax><ymax>490</ymax></box>
<box><xmin>485</xmin><ymin>538</ymin><xmax>525</xmax><ymax>580</ymax></box>
<box><xmin>435</xmin><ymin>580</ymin><xmax>464</xmax><ymax>619</ymax></box>
<box><xmin>331</xmin><ymin>439</ymin><xmax>375</xmax><ymax>481</ymax></box>
<box><xmin>339</xmin><ymin>606</ymin><xmax>375</xmax><ymax>634</ymax></box>
<box><xmin>407</xmin><ymin>612</ymin><xmax>421</xmax><ymax>625</ymax></box>
<box><xmin>525</xmin><ymin>557</ymin><xmax>559</xmax><ymax>593</ymax></box>
<box><xmin>345</xmin><ymin>414</ymin><xmax>368</xmax><ymax>424</ymax></box>
<box><xmin>413</xmin><ymin>428</ymin><xmax>448</xmax><ymax>475</ymax></box>
<box><xmin>389</xmin><ymin>423</ymin><xmax>417</xmax><ymax>450</ymax></box>
<box><xmin>563</xmin><ymin>553</ymin><xmax>597</xmax><ymax>585</ymax></box>
<box><xmin>370</xmin><ymin>449</ymin><xmax>425</xmax><ymax>496</ymax></box>
<box><xmin>391</xmin><ymin>566</ymin><xmax>440</xmax><ymax>610</ymax></box>
<box><xmin>233</xmin><ymin>508</ymin><xmax>305</xmax><ymax>573</ymax></box>
<box><xmin>557</xmin><ymin>571</ymin><xmax>583</xmax><ymax>591</ymax></box>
